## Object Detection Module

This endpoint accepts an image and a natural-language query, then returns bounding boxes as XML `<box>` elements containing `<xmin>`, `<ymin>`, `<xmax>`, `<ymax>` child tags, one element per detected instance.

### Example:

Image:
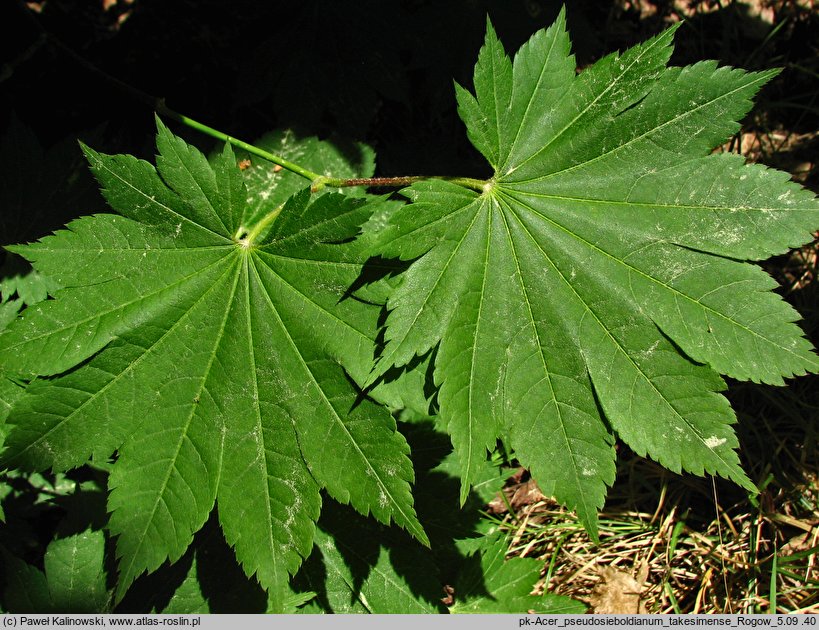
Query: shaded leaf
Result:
<box><xmin>151</xmin><ymin>517</ymin><xmax>270</xmax><ymax>614</ymax></box>
<box><xmin>451</xmin><ymin>532</ymin><xmax>585</xmax><ymax>614</ymax></box>
<box><xmin>44</xmin><ymin>530</ymin><xmax>109</xmax><ymax>613</ymax></box>
<box><xmin>2</xmin><ymin>551</ymin><xmax>53</xmax><ymax>613</ymax></box>
<box><xmin>294</xmin><ymin>501</ymin><xmax>442</xmax><ymax>614</ymax></box>
<box><xmin>0</xmin><ymin>115</ymin><xmax>105</xmax><ymax>246</ymax></box>
<box><xmin>1</xmin><ymin>530</ymin><xmax>108</xmax><ymax>613</ymax></box>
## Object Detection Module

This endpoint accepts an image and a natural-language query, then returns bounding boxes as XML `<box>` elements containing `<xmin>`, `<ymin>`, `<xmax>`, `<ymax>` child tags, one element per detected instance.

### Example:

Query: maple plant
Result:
<box><xmin>1</xmin><ymin>11</ymin><xmax>817</xmax><ymax>613</ymax></box>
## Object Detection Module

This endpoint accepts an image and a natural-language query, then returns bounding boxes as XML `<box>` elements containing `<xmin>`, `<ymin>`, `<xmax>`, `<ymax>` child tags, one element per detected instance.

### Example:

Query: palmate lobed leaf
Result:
<box><xmin>365</xmin><ymin>10</ymin><xmax>819</xmax><ymax>536</ymax></box>
<box><xmin>0</xmin><ymin>119</ymin><xmax>426</xmax><ymax>605</ymax></box>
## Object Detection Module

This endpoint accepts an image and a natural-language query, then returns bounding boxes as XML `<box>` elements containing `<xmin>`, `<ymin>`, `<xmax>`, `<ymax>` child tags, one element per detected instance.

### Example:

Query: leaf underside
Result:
<box><xmin>365</xmin><ymin>11</ymin><xmax>819</xmax><ymax>536</ymax></box>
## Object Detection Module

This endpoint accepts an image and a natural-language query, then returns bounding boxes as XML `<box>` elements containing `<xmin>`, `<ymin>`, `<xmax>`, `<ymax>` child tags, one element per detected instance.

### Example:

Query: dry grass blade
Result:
<box><xmin>490</xmin><ymin>425</ymin><xmax>818</xmax><ymax>614</ymax></box>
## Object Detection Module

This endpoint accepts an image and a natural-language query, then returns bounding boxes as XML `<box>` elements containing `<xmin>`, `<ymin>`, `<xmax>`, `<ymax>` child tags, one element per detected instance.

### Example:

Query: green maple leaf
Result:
<box><xmin>451</xmin><ymin>532</ymin><xmax>584</xmax><ymax>614</ymax></box>
<box><xmin>365</xmin><ymin>11</ymin><xmax>819</xmax><ymax>535</ymax></box>
<box><xmin>0</xmin><ymin>120</ymin><xmax>426</xmax><ymax>604</ymax></box>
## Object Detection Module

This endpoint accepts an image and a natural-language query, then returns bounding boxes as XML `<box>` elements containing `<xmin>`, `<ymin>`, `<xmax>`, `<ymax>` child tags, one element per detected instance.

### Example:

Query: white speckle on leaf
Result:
<box><xmin>714</xmin><ymin>227</ymin><xmax>742</xmax><ymax>246</ymax></box>
<box><xmin>637</xmin><ymin>340</ymin><xmax>660</xmax><ymax>360</ymax></box>
<box><xmin>704</xmin><ymin>435</ymin><xmax>726</xmax><ymax>449</ymax></box>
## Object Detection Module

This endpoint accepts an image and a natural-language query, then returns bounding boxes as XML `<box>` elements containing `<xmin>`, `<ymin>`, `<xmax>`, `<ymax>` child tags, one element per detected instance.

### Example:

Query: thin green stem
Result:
<box><xmin>157</xmin><ymin>103</ymin><xmax>321</xmax><ymax>182</ymax></box>
<box><xmin>16</xmin><ymin>0</ymin><xmax>489</xmax><ymax>195</ymax></box>
<box><xmin>11</xmin><ymin>0</ymin><xmax>321</xmax><ymax>183</ymax></box>
<box><xmin>158</xmin><ymin>106</ymin><xmax>488</xmax><ymax>192</ymax></box>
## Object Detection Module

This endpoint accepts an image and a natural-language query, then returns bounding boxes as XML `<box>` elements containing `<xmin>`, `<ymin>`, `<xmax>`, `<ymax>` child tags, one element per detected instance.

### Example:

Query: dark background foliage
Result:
<box><xmin>3</xmin><ymin>0</ymin><xmax>817</xmax><ymax>192</ymax></box>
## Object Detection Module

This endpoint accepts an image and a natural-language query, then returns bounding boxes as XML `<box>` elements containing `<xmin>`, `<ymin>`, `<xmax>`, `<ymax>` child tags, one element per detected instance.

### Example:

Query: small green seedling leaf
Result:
<box><xmin>451</xmin><ymin>532</ymin><xmax>585</xmax><ymax>614</ymax></box>
<box><xmin>2</xmin><ymin>530</ymin><xmax>108</xmax><ymax>613</ymax></box>
<box><xmin>45</xmin><ymin>530</ymin><xmax>109</xmax><ymax>613</ymax></box>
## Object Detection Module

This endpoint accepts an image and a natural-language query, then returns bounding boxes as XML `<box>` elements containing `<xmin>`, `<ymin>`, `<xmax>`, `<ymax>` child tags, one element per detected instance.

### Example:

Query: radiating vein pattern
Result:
<box><xmin>367</xmin><ymin>11</ymin><xmax>818</xmax><ymax>533</ymax></box>
<box><xmin>0</xmin><ymin>120</ymin><xmax>425</xmax><ymax>604</ymax></box>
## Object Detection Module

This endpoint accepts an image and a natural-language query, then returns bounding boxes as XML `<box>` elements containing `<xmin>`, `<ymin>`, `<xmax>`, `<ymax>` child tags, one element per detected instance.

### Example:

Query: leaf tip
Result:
<box><xmin>153</xmin><ymin>111</ymin><xmax>169</xmax><ymax>134</ymax></box>
<box><xmin>78</xmin><ymin>141</ymin><xmax>100</xmax><ymax>166</ymax></box>
<box><xmin>458</xmin><ymin>480</ymin><xmax>471</xmax><ymax>509</ymax></box>
<box><xmin>153</xmin><ymin>114</ymin><xmax>176</xmax><ymax>151</ymax></box>
<box><xmin>555</xmin><ymin>4</ymin><xmax>568</xmax><ymax>25</ymax></box>
<box><xmin>220</xmin><ymin>138</ymin><xmax>237</xmax><ymax>162</ymax></box>
<box><xmin>416</xmin><ymin>529</ymin><xmax>431</xmax><ymax>549</ymax></box>
<box><xmin>731</xmin><ymin>470</ymin><xmax>758</xmax><ymax>496</ymax></box>
<box><xmin>482</xmin><ymin>14</ymin><xmax>502</xmax><ymax>47</ymax></box>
